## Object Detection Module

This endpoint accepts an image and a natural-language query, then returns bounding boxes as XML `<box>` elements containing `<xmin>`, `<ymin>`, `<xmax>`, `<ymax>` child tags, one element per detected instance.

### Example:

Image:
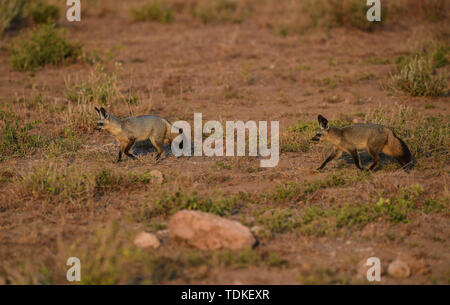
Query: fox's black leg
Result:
<box><xmin>368</xmin><ymin>149</ymin><xmax>381</xmax><ymax>171</ymax></box>
<box><xmin>349</xmin><ymin>149</ymin><xmax>363</xmax><ymax>170</ymax></box>
<box><xmin>124</xmin><ymin>139</ymin><xmax>137</xmax><ymax>159</ymax></box>
<box><xmin>152</xmin><ymin>141</ymin><xmax>163</xmax><ymax>161</ymax></box>
<box><xmin>317</xmin><ymin>149</ymin><xmax>342</xmax><ymax>170</ymax></box>
<box><xmin>117</xmin><ymin>142</ymin><xmax>127</xmax><ymax>163</ymax></box>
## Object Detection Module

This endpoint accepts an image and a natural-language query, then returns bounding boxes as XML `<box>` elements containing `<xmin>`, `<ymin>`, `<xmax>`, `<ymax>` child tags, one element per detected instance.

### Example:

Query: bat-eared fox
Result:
<box><xmin>94</xmin><ymin>107</ymin><xmax>183</xmax><ymax>162</ymax></box>
<box><xmin>312</xmin><ymin>115</ymin><xmax>413</xmax><ymax>171</ymax></box>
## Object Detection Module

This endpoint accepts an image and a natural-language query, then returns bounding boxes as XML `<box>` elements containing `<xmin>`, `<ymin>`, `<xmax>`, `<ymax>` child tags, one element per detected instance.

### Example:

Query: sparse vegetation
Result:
<box><xmin>0</xmin><ymin>0</ymin><xmax>26</xmax><ymax>37</ymax></box>
<box><xmin>30</xmin><ymin>1</ymin><xmax>60</xmax><ymax>24</ymax></box>
<box><xmin>298</xmin><ymin>184</ymin><xmax>446</xmax><ymax>236</ymax></box>
<box><xmin>143</xmin><ymin>191</ymin><xmax>239</xmax><ymax>218</ymax></box>
<box><xmin>10</xmin><ymin>23</ymin><xmax>82</xmax><ymax>71</ymax></box>
<box><xmin>131</xmin><ymin>2</ymin><xmax>174</xmax><ymax>23</ymax></box>
<box><xmin>390</xmin><ymin>55</ymin><xmax>447</xmax><ymax>96</ymax></box>
<box><xmin>21</xmin><ymin>164</ymin><xmax>155</xmax><ymax>202</ymax></box>
<box><xmin>191</xmin><ymin>0</ymin><xmax>251</xmax><ymax>24</ymax></box>
<box><xmin>0</xmin><ymin>110</ymin><xmax>45</xmax><ymax>161</ymax></box>
<box><xmin>255</xmin><ymin>208</ymin><xmax>298</xmax><ymax>236</ymax></box>
<box><xmin>66</xmin><ymin>64</ymin><xmax>121</xmax><ymax>106</ymax></box>
<box><xmin>0</xmin><ymin>0</ymin><xmax>449</xmax><ymax>285</ymax></box>
<box><xmin>302</xmin><ymin>0</ymin><xmax>387</xmax><ymax>31</ymax></box>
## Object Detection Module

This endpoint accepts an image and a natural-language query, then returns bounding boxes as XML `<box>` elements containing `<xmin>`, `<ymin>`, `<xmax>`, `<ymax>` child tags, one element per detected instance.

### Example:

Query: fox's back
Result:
<box><xmin>340</xmin><ymin>124</ymin><xmax>390</xmax><ymax>149</ymax></box>
<box><xmin>122</xmin><ymin>115</ymin><xmax>167</xmax><ymax>140</ymax></box>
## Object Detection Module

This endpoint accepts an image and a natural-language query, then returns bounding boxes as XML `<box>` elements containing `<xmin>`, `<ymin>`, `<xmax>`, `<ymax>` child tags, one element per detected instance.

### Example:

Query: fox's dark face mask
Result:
<box><xmin>312</xmin><ymin>130</ymin><xmax>322</xmax><ymax>141</ymax></box>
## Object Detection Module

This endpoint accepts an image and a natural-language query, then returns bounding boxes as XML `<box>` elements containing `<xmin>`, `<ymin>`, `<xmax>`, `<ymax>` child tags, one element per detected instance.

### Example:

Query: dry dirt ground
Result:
<box><xmin>0</xmin><ymin>0</ymin><xmax>449</xmax><ymax>284</ymax></box>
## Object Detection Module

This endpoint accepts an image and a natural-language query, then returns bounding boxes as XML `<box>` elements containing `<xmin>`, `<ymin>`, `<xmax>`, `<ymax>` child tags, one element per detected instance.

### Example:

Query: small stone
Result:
<box><xmin>169</xmin><ymin>210</ymin><xmax>256</xmax><ymax>251</ymax></box>
<box><xmin>388</xmin><ymin>260</ymin><xmax>411</xmax><ymax>278</ymax></box>
<box><xmin>134</xmin><ymin>232</ymin><xmax>160</xmax><ymax>249</ymax></box>
<box><xmin>150</xmin><ymin>170</ymin><xmax>164</xmax><ymax>184</ymax></box>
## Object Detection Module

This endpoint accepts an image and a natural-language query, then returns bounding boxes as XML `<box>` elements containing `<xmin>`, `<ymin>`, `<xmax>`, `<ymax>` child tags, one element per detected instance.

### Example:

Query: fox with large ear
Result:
<box><xmin>94</xmin><ymin>107</ymin><xmax>183</xmax><ymax>163</ymax></box>
<box><xmin>312</xmin><ymin>114</ymin><xmax>413</xmax><ymax>171</ymax></box>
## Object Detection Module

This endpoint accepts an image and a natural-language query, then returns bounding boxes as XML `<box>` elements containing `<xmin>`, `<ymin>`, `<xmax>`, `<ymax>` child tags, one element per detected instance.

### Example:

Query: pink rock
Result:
<box><xmin>169</xmin><ymin>210</ymin><xmax>256</xmax><ymax>251</ymax></box>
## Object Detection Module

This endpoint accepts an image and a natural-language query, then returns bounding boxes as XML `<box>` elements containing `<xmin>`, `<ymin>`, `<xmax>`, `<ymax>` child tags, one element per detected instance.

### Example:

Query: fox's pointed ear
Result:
<box><xmin>100</xmin><ymin>107</ymin><xmax>109</xmax><ymax>119</ymax></box>
<box><xmin>318</xmin><ymin>115</ymin><xmax>329</xmax><ymax>129</ymax></box>
<box><xmin>94</xmin><ymin>107</ymin><xmax>101</xmax><ymax>118</ymax></box>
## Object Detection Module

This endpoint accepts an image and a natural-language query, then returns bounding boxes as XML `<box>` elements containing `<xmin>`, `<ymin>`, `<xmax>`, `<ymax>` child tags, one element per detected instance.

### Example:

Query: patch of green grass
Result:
<box><xmin>24</xmin><ymin>162</ymin><xmax>92</xmax><ymax>201</ymax></box>
<box><xmin>95</xmin><ymin>168</ymin><xmax>154</xmax><ymax>191</ymax></box>
<box><xmin>131</xmin><ymin>2</ymin><xmax>174</xmax><ymax>23</ymax></box>
<box><xmin>268</xmin><ymin>171</ymin><xmax>370</xmax><ymax>203</ymax></box>
<box><xmin>255</xmin><ymin>208</ymin><xmax>298</xmax><ymax>236</ymax></box>
<box><xmin>215</xmin><ymin>161</ymin><xmax>232</xmax><ymax>170</ymax></box>
<box><xmin>280</xmin><ymin>120</ymin><xmax>315</xmax><ymax>153</ymax></box>
<box><xmin>364</xmin><ymin>56</ymin><xmax>391</xmax><ymax>65</ymax></box>
<box><xmin>22</xmin><ymin>164</ymin><xmax>153</xmax><ymax>202</ymax></box>
<box><xmin>48</xmin><ymin>126</ymin><xmax>84</xmax><ymax>157</ymax></box>
<box><xmin>10</xmin><ymin>23</ymin><xmax>82</xmax><ymax>71</ymax></box>
<box><xmin>145</xmin><ymin>191</ymin><xmax>239</xmax><ymax>218</ymax></box>
<box><xmin>30</xmin><ymin>1</ymin><xmax>60</xmax><ymax>24</ymax></box>
<box><xmin>0</xmin><ymin>110</ymin><xmax>46</xmax><ymax>161</ymax></box>
<box><xmin>303</xmin><ymin>171</ymin><xmax>370</xmax><ymax>194</ymax></box>
<box><xmin>317</xmin><ymin>75</ymin><xmax>341</xmax><ymax>89</ymax></box>
<box><xmin>191</xmin><ymin>0</ymin><xmax>251</xmax><ymax>24</ymax></box>
<box><xmin>297</xmin><ymin>184</ymin><xmax>445</xmax><ymax>236</ymax></box>
<box><xmin>302</xmin><ymin>0</ymin><xmax>387</xmax><ymax>32</ymax></box>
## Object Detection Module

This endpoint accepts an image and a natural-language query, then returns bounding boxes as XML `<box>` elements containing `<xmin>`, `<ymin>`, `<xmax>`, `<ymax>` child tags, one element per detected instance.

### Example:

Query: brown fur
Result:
<box><xmin>313</xmin><ymin>115</ymin><xmax>413</xmax><ymax>170</ymax></box>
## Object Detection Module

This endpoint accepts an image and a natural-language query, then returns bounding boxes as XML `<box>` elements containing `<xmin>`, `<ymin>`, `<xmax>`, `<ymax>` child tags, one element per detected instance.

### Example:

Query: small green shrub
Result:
<box><xmin>30</xmin><ymin>1</ymin><xmax>60</xmax><ymax>24</ymax></box>
<box><xmin>255</xmin><ymin>208</ymin><xmax>298</xmax><ymax>236</ymax></box>
<box><xmin>390</xmin><ymin>55</ymin><xmax>447</xmax><ymax>96</ymax></box>
<box><xmin>95</xmin><ymin>168</ymin><xmax>153</xmax><ymax>191</ymax></box>
<box><xmin>24</xmin><ymin>162</ymin><xmax>92</xmax><ymax>200</ymax></box>
<box><xmin>131</xmin><ymin>2</ymin><xmax>174</xmax><ymax>23</ymax></box>
<box><xmin>280</xmin><ymin>121</ymin><xmax>315</xmax><ymax>153</ymax></box>
<box><xmin>146</xmin><ymin>191</ymin><xmax>239</xmax><ymax>217</ymax></box>
<box><xmin>0</xmin><ymin>0</ymin><xmax>26</xmax><ymax>37</ymax></box>
<box><xmin>191</xmin><ymin>0</ymin><xmax>250</xmax><ymax>24</ymax></box>
<box><xmin>10</xmin><ymin>23</ymin><xmax>82</xmax><ymax>71</ymax></box>
<box><xmin>302</xmin><ymin>0</ymin><xmax>387</xmax><ymax>31</ymax></box>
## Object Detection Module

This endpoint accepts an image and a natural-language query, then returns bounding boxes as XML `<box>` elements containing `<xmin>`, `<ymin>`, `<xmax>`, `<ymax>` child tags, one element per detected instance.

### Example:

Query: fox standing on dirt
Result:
<box><xmin>94</xmin><ymin>107</ymin><xmax>183</xmax><ymax>162</ymax></box>
<box><xmin>312</xmin><ymin>115</ymin><xmax>413</xmax><ymax>171</ymax></box>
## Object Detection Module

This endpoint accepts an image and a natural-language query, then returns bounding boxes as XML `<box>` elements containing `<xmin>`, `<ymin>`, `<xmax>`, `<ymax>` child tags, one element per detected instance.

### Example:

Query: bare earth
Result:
<box><xmin>0</xmin><ymin>0</ymin><xmax>448</xmax><ymax>284</ymax></box>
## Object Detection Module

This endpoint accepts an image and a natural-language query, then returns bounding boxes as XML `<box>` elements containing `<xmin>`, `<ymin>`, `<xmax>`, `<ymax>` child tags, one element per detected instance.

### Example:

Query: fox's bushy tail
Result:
<box><xmin>162</xmin><ymin>119</ymin><xmax>183</xmax><ymax>148</ymax></box>
<box><xmin>384</xmin><ymin>131</ymin><xmax>413</xmax><ymax>166</ymax></box>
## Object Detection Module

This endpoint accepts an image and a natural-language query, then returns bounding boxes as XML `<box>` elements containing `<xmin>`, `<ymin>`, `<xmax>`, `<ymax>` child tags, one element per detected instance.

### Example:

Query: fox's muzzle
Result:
<box><xmin>95</xmin><ymin>122</ymin><xmax>104</xmax><ymax>131</ymax></box>
<box><xmin>312</xmin><ymin>135</ymin><xmax>321</xmax><ymax>141</ymax></box>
